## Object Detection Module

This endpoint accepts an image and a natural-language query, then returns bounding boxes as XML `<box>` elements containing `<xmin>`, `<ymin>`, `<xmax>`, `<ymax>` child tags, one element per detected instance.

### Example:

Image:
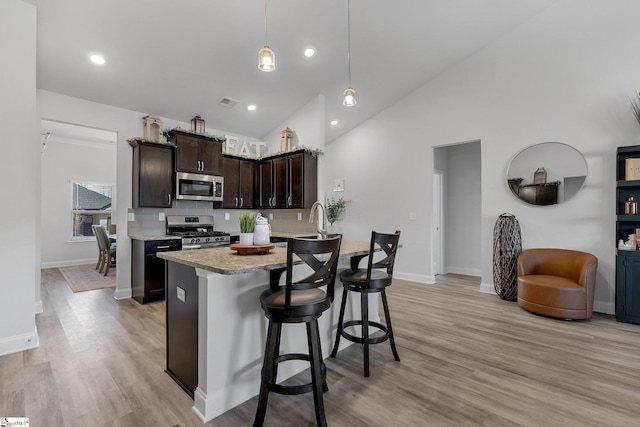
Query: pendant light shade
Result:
<box><xmin>343</xmin><ymin>87</ymin><xmax>357</xmax><ymax>107</ymax></box>
<box><xmin>343</xmin><ymin>0</ymin><xmax>356</xmax><ymax>106</ymax></box>
<box><xmin>258</xmin><ymin>46</ymin><xmax>275</xmax><ymax>72</ymax></box>
<box><xmin>258</xmin><ymin>0</ymin><xmax>275</xmax><ymax>72</ymax></box>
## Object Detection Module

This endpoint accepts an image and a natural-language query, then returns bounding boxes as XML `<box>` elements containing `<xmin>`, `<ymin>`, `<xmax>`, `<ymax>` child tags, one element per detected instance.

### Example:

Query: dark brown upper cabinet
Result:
<box><xmin>222</xmin><ymin>155</ymin><xmax>257</xmax><ymax>209</ymax></box>
<box><xmin>260</xmin><ymin>151</ymin><xmax>317</xmax><ymax>209</ymax></box>
<box><xmin>169</xmin><ymin>130</ymin><xmax>223</xmax><ymax>175</ymax></box>
<box><xmin>131</xmin><ymin>140</ymin><xmax>174</xmax><ymax>208</ymax></box>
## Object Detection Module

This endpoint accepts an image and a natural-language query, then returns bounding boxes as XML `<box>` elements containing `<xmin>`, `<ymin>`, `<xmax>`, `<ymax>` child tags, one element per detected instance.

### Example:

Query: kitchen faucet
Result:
<box><xmin>309</xmin><ymin>201</ymin><xmax>327</xmax><ymax>239</ymax></box>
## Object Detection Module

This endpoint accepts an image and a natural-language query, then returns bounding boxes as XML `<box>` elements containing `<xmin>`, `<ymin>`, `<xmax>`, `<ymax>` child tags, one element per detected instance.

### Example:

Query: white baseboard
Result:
<box><xmin>114</xmin><ymin>287</ymin><xmax>132</xmax><ymax>300</ymax></box>
<box><xmin>41</xmin><ymin>258</ymin><xmax>95</xmax><ymax>269</ymax></box>
<box><xmin>479</xmin><ymin>282</ymin><xmax>497</xmax><ymax>294</ymax></box>
<box><xmin>593</xmin><ymin>300</ymin><xmax>615</xmax><ymax>315</ymax></box>
<box><xmin>394</xmin><ymin>271</ymin><xmax>433</xmax><ymax>284</ymax></box>
<box><xmin>0</xmin><ymin>327</ymin><xmax>39</xmax><ymax>357</ymax></box>
<box><xmin>446</xmin><ymin>266</ymin><xmax>482</xmax><ymax>277</ymax></box>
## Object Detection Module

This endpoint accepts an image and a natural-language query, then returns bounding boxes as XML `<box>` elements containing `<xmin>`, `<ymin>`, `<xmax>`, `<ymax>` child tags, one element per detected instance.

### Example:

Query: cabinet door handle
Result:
<box><xmin>240</xmin><ymin>197</ymin><xmax>244</xmax><ymax>206</ymax></box>
<box><xmin>235</xmin><ymin>197</ymin><xmax>238</xmax><ymax>207</ymax></box>
<box><xmin>287</xmin><ymin>196</ymin><xmax>291</xmax><ymax>206</ymax></box>
<box><xmin>201</xmin><ymin>161</ymin><xmax>205</xmax><ymax>171</ymax></box>
<box><xmin>168</xmin><ymin>194</ymin><xmax>172</xmax><ymax>204</ymax></box>
<box><xmin>157</xmin><ymin>245</ymin><xmax>170</xmax><ymax>250</ymax></box>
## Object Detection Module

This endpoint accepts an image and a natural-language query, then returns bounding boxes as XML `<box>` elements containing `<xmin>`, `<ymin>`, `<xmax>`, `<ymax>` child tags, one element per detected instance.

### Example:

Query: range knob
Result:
<box><xmin>190</xmin><ymin>238</ymin><xmax>197</xmax><ymax>243</ymax></box>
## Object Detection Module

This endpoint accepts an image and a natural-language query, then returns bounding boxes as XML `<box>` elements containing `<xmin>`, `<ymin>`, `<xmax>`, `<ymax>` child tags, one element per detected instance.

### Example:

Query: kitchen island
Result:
<box><xmin>158</xmin><ymin>240</ymin><xmax>379</xmax><ymax>423</ymax></box>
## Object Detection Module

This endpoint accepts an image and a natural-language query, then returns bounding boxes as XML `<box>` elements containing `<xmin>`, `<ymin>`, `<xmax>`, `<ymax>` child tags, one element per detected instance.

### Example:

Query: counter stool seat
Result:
<box><xmin>254</xmin><ymin>235</ymin><xmax>342</xmax><ymax>427</ymax></box>
<box><xmin>330</xmin><ymin>230</ymin><xmax>401</xmax><ymax>377</ymax></box>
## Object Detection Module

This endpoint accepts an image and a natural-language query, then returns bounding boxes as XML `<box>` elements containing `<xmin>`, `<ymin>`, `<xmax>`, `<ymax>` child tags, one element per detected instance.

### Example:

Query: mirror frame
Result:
<box><xmin>506</xmin><ymin>142</ymin><xmax>587</xmax><ymax>206</ymax></box>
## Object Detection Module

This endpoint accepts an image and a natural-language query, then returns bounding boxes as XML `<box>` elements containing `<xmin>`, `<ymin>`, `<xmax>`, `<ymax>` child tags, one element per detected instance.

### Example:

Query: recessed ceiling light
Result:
<box><xmin>330</xmin><ymin>120</ymin><xmax>339</xmax><ymax>126</ymax></box>
<box><xmin>90</xmin><ymin>54</ymin><xmax>106</xmax><ymax>65</ymax></box>
<box><xmin>247</xmin><ymin>104</ymin><xmax>257</xmax><ymax>111</ymax></box>
<box><xmin>304</xmin><ymin>48</ymin><xmax>315</xmax><ymax>58</ymax></box>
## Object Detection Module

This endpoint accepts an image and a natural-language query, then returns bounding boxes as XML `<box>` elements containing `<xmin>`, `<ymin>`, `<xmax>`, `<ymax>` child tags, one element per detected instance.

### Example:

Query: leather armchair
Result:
<box><xmin>517</xmin><ymin>248</ymin><xmax>597</xmax><ymax>319</ymax></box>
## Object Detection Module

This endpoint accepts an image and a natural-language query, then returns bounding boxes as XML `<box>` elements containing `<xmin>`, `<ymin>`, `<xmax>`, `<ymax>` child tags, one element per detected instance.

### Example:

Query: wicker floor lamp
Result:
<box><xmin>492</xmin><ymin>213</ymin><xmax>522</xmax><ymax>301</ymax></box>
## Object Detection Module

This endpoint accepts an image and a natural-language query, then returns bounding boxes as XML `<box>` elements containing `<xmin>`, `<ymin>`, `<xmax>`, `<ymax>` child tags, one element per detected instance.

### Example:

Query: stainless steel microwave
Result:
<box><xmin>176</xmin><ymin>172</ymin><xmax>223</xmax><ymax>202</ymax></box>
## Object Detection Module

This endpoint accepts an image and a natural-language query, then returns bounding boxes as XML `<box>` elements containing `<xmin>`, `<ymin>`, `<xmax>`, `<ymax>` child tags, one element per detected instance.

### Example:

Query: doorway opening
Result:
<box><xmin>432</xmin><ymin>140</ymin><xmax>482</xmax><ymax>280</ymax></box>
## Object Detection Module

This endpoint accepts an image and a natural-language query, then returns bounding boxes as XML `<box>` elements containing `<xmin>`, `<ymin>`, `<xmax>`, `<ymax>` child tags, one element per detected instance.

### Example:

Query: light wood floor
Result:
<box><xmin>2</xmin><ymin>270</ymin><xmax>640</xmax><ymax>426</ymax></box>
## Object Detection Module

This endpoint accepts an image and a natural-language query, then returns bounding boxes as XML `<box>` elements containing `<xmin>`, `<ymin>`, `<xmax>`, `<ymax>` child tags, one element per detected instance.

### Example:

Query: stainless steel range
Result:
<box><xmin>166</xmin><ymin>215</ymin><xmax>230</xmax><ymax>249</ymax></box>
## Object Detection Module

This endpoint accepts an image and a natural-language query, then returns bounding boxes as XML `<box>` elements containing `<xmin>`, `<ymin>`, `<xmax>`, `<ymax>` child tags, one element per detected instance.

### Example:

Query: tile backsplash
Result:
<box><xmin>128</xmin><ymin>202</ymin><xmax>316</xmax><ymax>237</ymax></box>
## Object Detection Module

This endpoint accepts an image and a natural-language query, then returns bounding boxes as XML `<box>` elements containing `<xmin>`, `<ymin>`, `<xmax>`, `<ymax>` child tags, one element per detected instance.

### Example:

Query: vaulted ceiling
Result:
<box><xmin>25</xmin><ymin>0</ymin><xmax>553</xmax><ymax>143</ymax></box>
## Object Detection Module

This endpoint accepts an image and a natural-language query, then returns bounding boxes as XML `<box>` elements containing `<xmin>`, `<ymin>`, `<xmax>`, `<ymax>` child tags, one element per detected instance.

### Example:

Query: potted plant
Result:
<box><xmin>326</xmin><ymin>197</ymin><xmax>347</xmax><ymax>227</ymax></box>
<box><xmin>238</xmin><ymin>211</ymin><xmax>258</xmax><ymax>246</ymax></box>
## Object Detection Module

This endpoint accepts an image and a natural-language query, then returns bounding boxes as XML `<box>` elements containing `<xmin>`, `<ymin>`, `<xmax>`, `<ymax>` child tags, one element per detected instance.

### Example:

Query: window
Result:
<box><xmin>71</xmin><ymin>182</ymin><xmax>113</xmax><ymax>239</ymax></box>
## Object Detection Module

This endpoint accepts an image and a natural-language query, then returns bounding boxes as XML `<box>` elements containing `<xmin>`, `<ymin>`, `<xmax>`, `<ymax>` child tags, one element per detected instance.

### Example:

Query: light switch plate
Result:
<box><xmin>297</xmin><ymin>212</ymin><xmax>302</xmax><ymax>221</ymax></box>
<box><xmin>177</xmin><ymin>286</ymin><xmax>186</xmax><ymax>302</ymax></box>
<box><xmin>128</xmin><ymin>212</ymin><xmax>135</xmax><ymax>222</ymax></box>
<box><xmin>225</xmin><ymin>213</ymin><xmax>230</xmax><ymax>220</ymax></box>
<box><xmin>269</xmin><ymin>213</ymin><xmax>273</xmax><ymax>220</ymax></box>
<box><xmin>159</xmin><ymin>212</ymin><xmax>165</xmax><ymax>221</ymax></box>
<box><xmin>408</xmin><ymin>212</ymin><xmax>417</xmax><ymax>221</ymax></box>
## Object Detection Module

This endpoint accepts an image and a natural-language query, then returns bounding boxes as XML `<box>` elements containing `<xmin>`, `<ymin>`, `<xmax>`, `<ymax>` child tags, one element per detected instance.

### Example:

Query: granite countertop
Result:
<box><xmin>157</xmin><ymin>240</ymin><xmax>371</xmax><ymax>275</ymax></box>
<box><xmin>129</xmin><ymin>234</ymin><xmax>182</xmax><ymax>241</ymax></box>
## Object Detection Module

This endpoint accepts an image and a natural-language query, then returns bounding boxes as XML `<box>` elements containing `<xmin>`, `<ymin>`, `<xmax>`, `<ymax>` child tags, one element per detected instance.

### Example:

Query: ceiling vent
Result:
<box><xmin>219</xmin><ymin>97</ymin><xmax>239</xmax><ymax>109</ymax></box>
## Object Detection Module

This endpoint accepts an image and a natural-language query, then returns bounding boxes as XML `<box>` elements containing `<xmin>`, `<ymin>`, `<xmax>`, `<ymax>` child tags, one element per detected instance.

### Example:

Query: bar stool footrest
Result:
<box><xmin>268</xmin><ymin>353</ymin><xmax>327</xmax><ymax>396</ymax></box>
<box><xmin>341</xmin><ymin>320</ymin><xmax>390</xmax><ymax>345</ymax></box>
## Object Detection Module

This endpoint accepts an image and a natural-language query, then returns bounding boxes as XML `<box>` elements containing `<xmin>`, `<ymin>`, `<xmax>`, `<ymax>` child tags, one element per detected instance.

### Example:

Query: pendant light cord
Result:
<box><xmin>264</xmin><ymin>0</ymin><xmax>269</xmax><ymax>46</ymax></box>
<box><xmin>347</xmin><ymin>0</ymin><xmax>352</xmax><ymax>87</ymax></box>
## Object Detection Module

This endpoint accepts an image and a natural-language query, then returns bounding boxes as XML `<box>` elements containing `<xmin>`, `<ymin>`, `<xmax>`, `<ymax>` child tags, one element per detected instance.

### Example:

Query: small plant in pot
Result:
<box><xmin>238</xmin><ymin>211</ymin><xmax>258</xmax><ymax>246</ymax></box>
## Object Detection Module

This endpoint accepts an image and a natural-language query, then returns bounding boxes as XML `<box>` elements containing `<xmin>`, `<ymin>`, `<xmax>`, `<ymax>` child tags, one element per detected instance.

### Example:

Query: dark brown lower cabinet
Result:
<box><xmin>165</xmin><ymin>261</ymin><xmax>199</xmax><ymax>397</ymax></box>
<box><xmin>132</xmin><ymin>238</ymin><xmax>182</xmax><ymax>304</ymax></box>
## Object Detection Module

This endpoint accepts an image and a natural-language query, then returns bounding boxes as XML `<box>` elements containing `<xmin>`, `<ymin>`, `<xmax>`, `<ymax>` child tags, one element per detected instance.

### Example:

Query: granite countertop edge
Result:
<box><xmin>158</xmin><ymin>241</ymin><xmax>371</xmax><ymax>275</ymax></box>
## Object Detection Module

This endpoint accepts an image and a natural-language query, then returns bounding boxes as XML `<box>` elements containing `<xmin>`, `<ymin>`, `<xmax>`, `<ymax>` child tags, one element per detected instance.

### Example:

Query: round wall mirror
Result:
<box><xmin>507</xmin><ymin>142</ymin><xmax>587</xmax><ymax>206</ymax></box>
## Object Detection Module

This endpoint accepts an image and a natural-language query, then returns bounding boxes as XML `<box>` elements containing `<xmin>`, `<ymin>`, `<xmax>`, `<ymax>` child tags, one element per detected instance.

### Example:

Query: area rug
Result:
<box><xmin>59</xmin><ymin>264</ymin><xmax>116</xmax><ymax>293</ymax></box>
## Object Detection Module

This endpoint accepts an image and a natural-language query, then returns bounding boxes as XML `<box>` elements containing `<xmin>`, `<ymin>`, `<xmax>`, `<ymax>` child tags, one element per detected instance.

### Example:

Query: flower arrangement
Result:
<box><xmin>238</xmin><ymin>211</ymin><xmax>258</xmax><ymax>233</ymax></box>
<box><xmin>326</xmin><ymin>197</ymin><xmax>347</xmax><ymax>226</ymax></box>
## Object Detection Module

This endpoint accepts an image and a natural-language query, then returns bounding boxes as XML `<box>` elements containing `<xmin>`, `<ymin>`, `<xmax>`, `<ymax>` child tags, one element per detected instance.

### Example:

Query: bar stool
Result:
<box><xmin>330</xmin><ymin>230</ymin><xmax>401</xmax><ymax>377</ymax></box>
<box><xmin>254</xmin><ymin>235</ymin><xmax>342</xmax><ymax>427</ymax></box>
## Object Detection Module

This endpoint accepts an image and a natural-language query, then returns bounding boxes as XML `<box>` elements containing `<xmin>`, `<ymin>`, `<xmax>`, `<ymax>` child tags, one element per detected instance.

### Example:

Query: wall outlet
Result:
<box><xmin>225</xmin><ymin>212</ymin><xmax>230</xmax><ymax>220</ymax></box>
<box><xmin>128</xmin><ymin>212</ymin><xmax>135</xmax><ymax>222</ymax></box>
<box><xmin>177</xmin><ymin>286</ymin><xmax>186</xmax><ymax>302</ymax></box>
<box><xmin>408</xmin><ymin>212</ymin><xmax>417</xmax><ymax>221</ymax></box>
<box><xmin>297</xmin><ymin>212</ymin><xmax>302</xmax><ymax>221</ymax></box>
<box><xmin>159</xmin><ymin>212</ymin><xmax>165</xmax><ymax>221</ymax></box>
<box><xmin>269</xmin><ymin>213</ymin><xmax>273</xmax><ymax>220</ymax></box>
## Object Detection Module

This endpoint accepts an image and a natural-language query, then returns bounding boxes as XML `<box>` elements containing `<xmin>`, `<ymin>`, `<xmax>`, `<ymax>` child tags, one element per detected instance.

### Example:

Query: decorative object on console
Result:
<box><xmin>630</xmin><ymin>91</ymin><xmax>640</xmax><ymax>126</ymax></box>
<box><xmin>533</xmin><ymin>167</ymin><xmax>547</xmax><ymax>184</ymax></box>
<box><xmin>142</xmin><ymin>115</ymin><xmax>163</xmax><ymax>142</ymax></box>
<box><xmin>191</xmin><ymin>115</ymin><xmax>205</xmax><ymax>134</ymax></box>
<box><xmin>280</xmin><ymin>127</ymin><xmax>293</xmax><ymax>151</ymax></box>
<box><xmin>492</xmin><ymin>213</ymin><xmax>522</xmax><ymax>301</ymax></box>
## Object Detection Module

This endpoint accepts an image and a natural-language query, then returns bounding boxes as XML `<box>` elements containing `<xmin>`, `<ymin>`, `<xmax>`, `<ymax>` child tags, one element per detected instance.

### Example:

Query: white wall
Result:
<box><xmin>324</xmin><ymin>0</ymin><xmax>640</xmax><ymax>313</ymax></box>
<box><xmin>0</xmin><ymin>0</ymin><xmax>39</xmax><ymax>356</ymax></box>
<box><xmin>40</xmin><ymin>138</ymin><xmax>117</xmax><ymax>267</ymax></box>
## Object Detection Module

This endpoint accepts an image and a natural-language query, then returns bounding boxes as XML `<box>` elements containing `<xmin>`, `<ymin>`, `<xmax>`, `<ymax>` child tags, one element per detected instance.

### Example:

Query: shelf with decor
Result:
<box><xmin>615</xmin><ymin>145</ymin><xmax>640</xmax><ymax>324</ymax></box>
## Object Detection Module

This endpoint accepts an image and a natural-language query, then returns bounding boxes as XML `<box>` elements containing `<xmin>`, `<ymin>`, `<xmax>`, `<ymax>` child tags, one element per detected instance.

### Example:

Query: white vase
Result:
<box><xmin>239</xmin><ymin>232</ymin><xmax>254</xmax><ymax>246</ymax></box>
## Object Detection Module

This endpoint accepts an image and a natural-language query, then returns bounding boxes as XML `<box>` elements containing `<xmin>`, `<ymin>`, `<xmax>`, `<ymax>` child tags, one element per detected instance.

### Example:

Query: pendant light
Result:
<box><xmin>343</xmin><ymin>0</ymin><xmax>356</xmax><ymax>106</ymax></box>
<box><xmin>258</xmin><ymin>0</ymin><xmax>275</xmax><ymax>72</ymax></box>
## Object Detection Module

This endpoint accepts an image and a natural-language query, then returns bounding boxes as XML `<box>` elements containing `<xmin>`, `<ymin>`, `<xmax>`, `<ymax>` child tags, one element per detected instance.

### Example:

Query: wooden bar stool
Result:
<box><xmin>330</xmin><ymin>230</ymin><xmax>401</xmax><ymax>377</ymax></box>
<box><xmin>253</xmin><ymin>235</ymin><xmax>342</xmax><ymax>427</ymax></box>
